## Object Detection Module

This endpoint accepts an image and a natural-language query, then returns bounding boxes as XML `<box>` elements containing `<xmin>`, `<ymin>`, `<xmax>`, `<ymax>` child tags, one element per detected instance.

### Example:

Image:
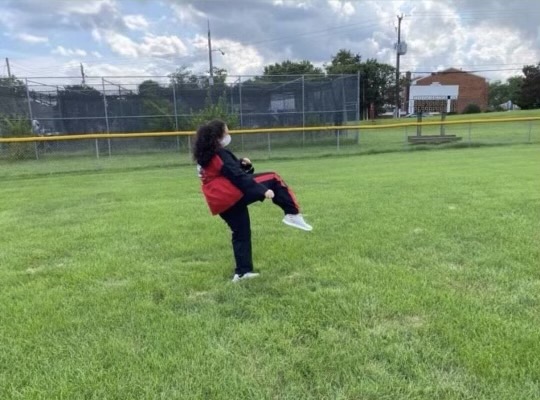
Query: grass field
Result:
<box><xmin>1</xmin><ymin>144</ymin><xmax>539</xmax><ymax>399</ymax></box>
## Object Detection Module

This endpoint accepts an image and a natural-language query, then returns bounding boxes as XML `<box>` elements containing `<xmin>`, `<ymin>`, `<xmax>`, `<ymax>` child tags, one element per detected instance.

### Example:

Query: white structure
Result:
<box><xmin>408</xmin><ymin>83</ymin><xmax>459</xmax><ymax>114</ymax></box>
<box><xmin>499</xmin><ymin>100</ymin><xmax>520</xmax><ymax>111</ymax></box>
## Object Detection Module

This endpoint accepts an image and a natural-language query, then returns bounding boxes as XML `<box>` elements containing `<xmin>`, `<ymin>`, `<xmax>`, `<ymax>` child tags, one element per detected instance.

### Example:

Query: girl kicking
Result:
<box><xmin>194</xmin><ymin>120</ymin><xmax>312</xmax><ymax>282</ymax></box>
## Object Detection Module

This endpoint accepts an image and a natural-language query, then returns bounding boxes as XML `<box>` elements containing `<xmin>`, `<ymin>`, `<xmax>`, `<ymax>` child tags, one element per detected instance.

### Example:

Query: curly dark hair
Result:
<box><xmin>193</xmin><ymin>119</ymin><xmax>227</xmax><ymax>167</ymax></box>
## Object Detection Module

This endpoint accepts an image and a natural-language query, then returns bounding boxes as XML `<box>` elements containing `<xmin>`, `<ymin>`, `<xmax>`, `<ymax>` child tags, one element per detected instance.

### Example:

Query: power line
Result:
<box><xmin>411</xmin><ymin>8</ymin><xmax>540</xmax><ymax>17</ymax></box>
<box><xmin>217</xmin><ymin>18</ymin><xmax>390</xmax><ymax>52</ymax></box>
<box><xmin>409</xmin><ymin>68</ymin><xmax>525</xmax><ymax>74</ymax></box>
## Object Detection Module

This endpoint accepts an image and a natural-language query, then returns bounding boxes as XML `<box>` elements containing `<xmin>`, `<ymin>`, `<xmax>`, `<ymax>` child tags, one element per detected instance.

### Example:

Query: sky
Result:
<box><xmin>1</xmin><ymin>0</ymin><xmax>539</xmax><ymax>84</ymax></box>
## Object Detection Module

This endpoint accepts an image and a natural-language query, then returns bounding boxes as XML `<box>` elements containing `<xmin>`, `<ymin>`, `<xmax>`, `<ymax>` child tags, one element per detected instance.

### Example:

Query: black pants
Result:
<box><xmin>219</xmin><ymin>172</ymin><xmax>300</xmax><ymax>275</ymax></box>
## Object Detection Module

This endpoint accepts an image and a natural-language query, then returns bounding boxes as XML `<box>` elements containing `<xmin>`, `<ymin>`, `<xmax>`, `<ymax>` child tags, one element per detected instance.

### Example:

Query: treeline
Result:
<box><xmin>488</xmin><ymin>63</ymin><xmax>540</xmax><ymax>110</ymax></box>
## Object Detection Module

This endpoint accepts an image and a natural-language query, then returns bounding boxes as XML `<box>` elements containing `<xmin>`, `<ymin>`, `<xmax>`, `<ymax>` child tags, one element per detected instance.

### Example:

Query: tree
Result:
<box><xmin>488</xmin><ymin>80</ymin><xmax>509</xmax><ymax>109</ymax></box>
<box><xmin>0</xmin><ymin>116</ymin><xmax>34</xmax><ymax>160</ymax></box>
<box><xmin>507</xmin><ymin>76</ymin><xmax>524</xmax><ymax>104</ymax></box>
<box><xmin>189</xmin><ymin>94</ymin><xmax>238</xmax><ymax>130</ymax></box>
<box><xmin>138</xmin><ymin>80</ymin><xmax>174</xmax><ymax>132</ymax></box>
<box><xmin>169</xmin><ymin>65</ymin><xmax>227</xmax><ymax>88</ymax></box>
<box><xmin>325</xmin><ymin>49</ymin><xmax>396</xmax><ymax>116</ymax></box>
<box><xmin>0</xmin><ymin>76</ymin><xmax>28</xmax><ymax>116</ymax></box>
<box><xmin>211</xmin><ymin>68</ymin><xmax>228</xmax><ymax>85</ymax></box>
<box><xmin>324</xmin><ymin>49</ymin><xmax>361</xmax><ymax>74</ymax></box>
<box><xmin>488</xmin><ymin>76</ymin><xmax>523</xmax><ymax>109</ymax></box>
<box><xmin>258</xmin><ymin>60</ymin><xmax>324</xmax><ymax>82</ymax></box>
<box><xmin>517</xmin><ymin>63</ymin><xmax>540</xmax><ymax>109</ymax></box>
<box><xmin>169</xmin><ymin>66</ymin><xmax>203</xmax><ymax>89</ymax></box>
<box><xmin>55</xmin><ymin>85</ymin><xmax>104</xmax><ymax>134</ymax></box>
<box><xmin>361</xmin><ymin>59</ymin><xmax>396</xmax><ymax>113</ymax></box>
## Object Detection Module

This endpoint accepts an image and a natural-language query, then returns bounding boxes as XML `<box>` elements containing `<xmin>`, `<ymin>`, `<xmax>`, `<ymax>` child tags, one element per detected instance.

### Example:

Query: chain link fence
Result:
<box><xmin>1</xmin><ymin>74</ymin><xmax>539</xmax><ymax>179</ymax></box>
<box><xmin>1</xmin><ymin>74</ymin><xmax>360</xmax><ymax>131</ymax></box>
<box><xmin>1</xmin><ymin>74</ymin><xmax>359</xmax><ymax>166</ymax></box>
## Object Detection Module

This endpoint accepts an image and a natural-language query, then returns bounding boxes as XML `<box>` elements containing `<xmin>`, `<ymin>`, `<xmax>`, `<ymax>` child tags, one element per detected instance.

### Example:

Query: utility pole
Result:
<box><xmin>206</xmin><ymin>20</ymin><xmax>225</xmax><ymax>104</ymax></box>
<box><xmin>6</xmin><ymin>57</ymin><xmax>12</xmax><ymax>78</ymax></box>
<box><xmin>207</xmin><ymin>20</ymin><xmax>214</xmax><ymax>87</ymax></box>
<box><xmin>80</xmin><ymin>63</ymin><xmax>86</xmax><ymax>85</ymax></box>
<box><xmin>395</xmin><ymin>14</ymin><xmax>403</xmax><ymax>118</ymax></box>
<box><xmin>207</xmin><ymin>19</ymin><xmax>214</xmax><ymax>104</ymax></box>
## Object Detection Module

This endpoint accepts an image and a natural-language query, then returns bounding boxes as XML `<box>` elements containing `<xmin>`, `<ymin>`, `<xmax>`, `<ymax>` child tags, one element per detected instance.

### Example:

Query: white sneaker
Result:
<box><xmin>282</xmin><ymin>214</ymin><xmax>313</xmax><ymax>231</ymax></box>
<box><xmin>232</xmin><ymin>272</ymin><xmax>260</xmax><ymax>282</ymax></box>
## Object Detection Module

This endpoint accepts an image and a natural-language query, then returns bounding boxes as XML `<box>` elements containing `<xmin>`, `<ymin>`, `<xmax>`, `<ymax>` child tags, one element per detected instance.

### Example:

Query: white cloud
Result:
<box><xmin>328</xmin><ymin>0</ymin><xmax>355</xmax><ymax>18</ymax></box>
<box><xmin>59</xmin><ymin>0</ymin><xmax>117</xmax><ymax>15</ymax></box>
<box><xmin>84</xmin><ymin>63</ymin><xmax>156</xmax><ymax>77</ymax></box>
<box><xmin>192</xmin><ymin>35</ymin><xmax>264</xmax><ymax>76</ymax></box>
<box><xmin>0</xmin><ymin>10</ymin><xmax>16</xmax><ymax>30</ymax></box>
<box><xmin>52</xmin><ymin>46</ymin><xmax>88</xmax><ymax>57</ymax></box>
<box><xmin>123</xmin><ymin>14</ymin><xmax>149</xmax><ymax>31</ymax></box>
<box><xmin>169</xmin><ymin>2</ymin><xmax>206</xmax><ymax>28</ymax></box>
<box><xmin>102</xmin><ymin>31</ymin><xmax>140</xmax><ymax>57</ymax></box>
<box><xmin>140</xmin><ymin>34</ymin><xmax>188</xmax><ymax>57</ymax></box>
<box><xmin>91</xmin><ymin>28</ymin><xmax>102</xmax><ymax>42</ymax></box>
<box><xmin>16</xmin><ymin>33</ymin><xmax>49</xmax><ymax>44</ymax></box>
<box><xmin>98</xmin><ymin>29</ymin><xmax>189</xmax><ymax>58</ymax></box>
<box><xmin>92</xmin><ymin>51</ymin><xmax>103</xmax><ymax>59</ymax></box>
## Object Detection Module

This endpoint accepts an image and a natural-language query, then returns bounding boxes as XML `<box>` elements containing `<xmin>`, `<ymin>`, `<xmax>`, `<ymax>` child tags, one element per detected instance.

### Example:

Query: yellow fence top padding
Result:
<box><xmin>1</xmin><ymin>117</ymin><xmax>539</xmax><ymax>143</ymax></box>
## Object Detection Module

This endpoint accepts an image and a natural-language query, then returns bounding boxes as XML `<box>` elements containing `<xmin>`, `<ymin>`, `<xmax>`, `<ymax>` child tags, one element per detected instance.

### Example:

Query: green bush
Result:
<box><xmin>189</xmin><ymin>94</ymin><xmax>239</xmax><ymax>130</ymax></box>
<box><xmin>1</xmin><ymin>116</ymin><xmax>35</xmax><ymax>161</ymax></box>
<box><xmin>462</xmin><ymin>103</ymin><xmax>482</xmax><ymax>114</ymax></box>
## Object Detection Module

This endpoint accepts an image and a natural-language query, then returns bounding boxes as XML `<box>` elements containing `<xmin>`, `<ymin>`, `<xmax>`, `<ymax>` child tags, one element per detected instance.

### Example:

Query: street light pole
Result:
<box><xmin>207</xmin><ymin>20</ymin><xmax>214</xmax><ymax>87</ymax></box>
<box><xmin>395</xmin><ymin>14</ymin><xmax>403</xmax><ymax>118</ymax></box>
<box><xmin>207</xmin><ymin>20</ymin><xmax>225</xmax><ymax>105</ymax></box>
<box><xmin>207</xmin><ymin>20</ymin><xmax>214</xmax><ymax>104</ymax></box>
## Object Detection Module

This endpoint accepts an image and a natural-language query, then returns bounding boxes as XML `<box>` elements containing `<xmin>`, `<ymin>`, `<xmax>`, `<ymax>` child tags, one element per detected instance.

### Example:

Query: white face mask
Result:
<box><xmin>219</xmin><ymin>133</ymin><xmax>231</xmax><ymax>147</ymax></box>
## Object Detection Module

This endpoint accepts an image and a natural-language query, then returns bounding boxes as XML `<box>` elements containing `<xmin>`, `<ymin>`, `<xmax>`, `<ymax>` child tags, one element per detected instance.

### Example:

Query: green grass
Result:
<box><xmin>1</xmin><ymin>144</ymin><xmax>539</xmax><ymax>399</ymax></box>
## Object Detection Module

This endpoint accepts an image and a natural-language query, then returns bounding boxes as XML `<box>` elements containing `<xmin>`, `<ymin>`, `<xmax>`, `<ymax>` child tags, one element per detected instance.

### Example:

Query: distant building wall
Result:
<box><xmin>413</xmin><ymin>68</ymin><xmax>488</xmax><ymax>113</ymax></box>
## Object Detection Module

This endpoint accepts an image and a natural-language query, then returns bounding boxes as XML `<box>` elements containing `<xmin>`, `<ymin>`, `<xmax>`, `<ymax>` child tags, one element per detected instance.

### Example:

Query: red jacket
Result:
<box><xmin>198</xmin><ymin>149</ymin><xmax>267</xmax><ymax>215</ymax></box>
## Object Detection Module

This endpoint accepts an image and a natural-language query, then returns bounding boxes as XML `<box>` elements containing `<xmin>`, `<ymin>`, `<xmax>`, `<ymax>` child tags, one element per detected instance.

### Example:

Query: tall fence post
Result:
<box><xmin>25</xmin><ymin>78</ymin><xmax>39</xmax><ymax>160</ymax></box>
<box><xmin>172</xmin><ymin>82</ymin><xmax>180</xmax><ymax>152</ymax></box>
<box><xmin>356</xmin><ymin>72</ymin><xmax>361</xmax><ymax>122</ymax></box>
<box><xmin>404</xmin><ymin>125</ymin><xmax>408</xmax><ymax>147</ymax></box>
<box><xmin>302</xmin><ymin>74</ymin><xmax>305</xmax><ymax>146</ymax></box>
<box><xmin>267</xmin><ymin>132</ymin><xmax>271</xmax><ymax>156</ymax></box>
<box><xmin>239</xmin><ymin>76</ymin><xmax>243</xmax><ymax>127</ymax></box>
<box><xmin>340</xmin><ymin>74</ymin><xmax>346</xmax><ymax>146</ymax></box>
<box><xmin>95</xmin><ymin>139</ymin><xmax>100</xmax><ymax>159</ymax></box>
<box><xmin>101</xmin><ymin>78</ymin><xmax>111</xmax><ymax>157</ymax></box>
<box><xmin>440</xmin><ymin>112</ymin><xmax>446</xmax><ymax>136</ymax></box>
<box><xmin>356</xmin><ymin>72</ymin><xmax>361</xmax><ymax>144</ymax></box>
<box><xmin>356</xmin><ymin>71</ymin><xmax>362</xmax><ymax>145</ymax></box>
<box><xmin>230</xmin><ymin>83</ymin><xmax>234</xmax><ymax>114</ymax></box>
<box><xmin>239</xmin><ymin>76</ymin><xmax>244</xmax><ymax>152</ymax></box>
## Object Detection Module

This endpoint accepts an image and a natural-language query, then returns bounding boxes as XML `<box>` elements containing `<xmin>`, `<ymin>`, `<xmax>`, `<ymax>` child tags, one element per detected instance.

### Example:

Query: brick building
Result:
<box><xmin>407</xmin><ymin>68</ymin><xmax>489</xmax><ymax>113</ymax></box>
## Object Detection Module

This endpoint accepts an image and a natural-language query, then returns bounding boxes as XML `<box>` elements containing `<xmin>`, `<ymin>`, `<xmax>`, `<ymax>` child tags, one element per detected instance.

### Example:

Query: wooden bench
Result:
<box><xmin>408</xmin><ymin>135</ymin><xmax>462</xmax><ymax>144</ymax></box>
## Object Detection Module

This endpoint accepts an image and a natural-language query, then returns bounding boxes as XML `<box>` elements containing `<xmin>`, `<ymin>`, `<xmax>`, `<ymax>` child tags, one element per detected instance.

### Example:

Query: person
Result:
<box><xmin>194</xmin><ymin>119</ymin><xmax>312</xmax><ymax>282</ymax></box>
